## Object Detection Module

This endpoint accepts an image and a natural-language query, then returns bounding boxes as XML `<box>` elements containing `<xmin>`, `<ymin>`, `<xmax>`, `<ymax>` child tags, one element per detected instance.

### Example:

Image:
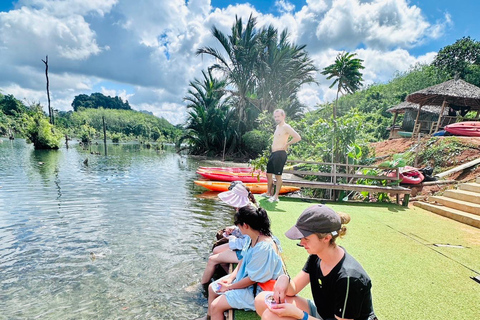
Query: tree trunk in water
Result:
<box><xmin>41</xmin><ymin>56</ymin><xmax>53</xmax><ymax>125</ymax></box>
<box><xmin>102</xmin><ymin>116</ymin><xmax>107</xmax><ymax>156</ymax></box>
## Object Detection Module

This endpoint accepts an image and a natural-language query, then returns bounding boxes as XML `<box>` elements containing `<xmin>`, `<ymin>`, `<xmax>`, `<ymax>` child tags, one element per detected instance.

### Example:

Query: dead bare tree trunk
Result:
<box><xmin>41</xmin><ymin>55</ymin><xmax>54</xmax><ymax>125</ymax></box>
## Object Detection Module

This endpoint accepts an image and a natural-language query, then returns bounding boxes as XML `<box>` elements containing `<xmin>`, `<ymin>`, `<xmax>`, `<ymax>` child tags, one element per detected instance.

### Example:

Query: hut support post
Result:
<box><xmin>435</xmin><ymin>99</ymin><xmax>448</xmax><ymax>132</ymax></box>
<box><xmin>413</xmin><ymin>104</ymin><xmax>423</xmax><ymax>138</ymax></box>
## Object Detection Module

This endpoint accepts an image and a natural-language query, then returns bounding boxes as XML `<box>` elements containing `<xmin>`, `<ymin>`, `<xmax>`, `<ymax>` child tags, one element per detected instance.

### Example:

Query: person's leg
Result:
<box><xmin>201</xmin><ymin>250</ymin><xmax>239</xmax><ymax>284</ymax></box>
<box><xmin>212</xmin><ymin>242</ymin><xmax>230</xmax><ymax>255</ymax></box>
<box><xmin>255</xmin><ymin>292</ymin><xmax>311</xmax><ymax>320</ymax></box>
<box><xmin>272</xmin><ymin>174</ymin><xmax>282</xmax><ymax>201</ymax></box>
<box><xmin>207</xmin><ymin>284</ymin><xmax>220</xmax><ymax>317</ymax></box>
<box><xmin>210</xmin><ymin>294</ymin><xmax>233</xmax><ymax>320</ymax></box>
<box><xmin>265</xmin><ymin>173</ymin><xmax>274</xmax><ymax>197</ymax></box>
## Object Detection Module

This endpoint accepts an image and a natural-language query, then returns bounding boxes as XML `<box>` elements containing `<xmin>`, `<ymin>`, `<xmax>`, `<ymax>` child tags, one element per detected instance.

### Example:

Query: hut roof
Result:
<box><xmin>406</xmin><ymin>79</ymin><xmax>480</xmax><ymax>108</ymax></box>
<box><xmin>387</xmin><ymin>101</ymin><xmax>448</xmax><ymax>115</ymax></box>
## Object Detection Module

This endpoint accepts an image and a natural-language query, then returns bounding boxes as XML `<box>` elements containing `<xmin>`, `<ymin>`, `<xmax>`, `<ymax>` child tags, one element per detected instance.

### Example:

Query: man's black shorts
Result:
<box><xmin>267</xmin><ymin>150</ymin><xmax>287</xmax><ymax>175</ymax></box>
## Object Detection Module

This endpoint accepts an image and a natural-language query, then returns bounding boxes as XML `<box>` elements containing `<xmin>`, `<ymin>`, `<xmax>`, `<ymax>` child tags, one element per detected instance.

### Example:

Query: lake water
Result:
<box><xmin>0</xmin><ymin>139</ymin><xmax>235</xmax><ymax>319</ymax></box>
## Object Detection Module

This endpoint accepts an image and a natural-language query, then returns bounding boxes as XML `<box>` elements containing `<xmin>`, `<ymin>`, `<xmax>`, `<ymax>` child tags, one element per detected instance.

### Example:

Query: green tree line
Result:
<box><xmin>0</xmin><ymin>92</ymin><xmax>181</xmax><ymax>149</ymax></box>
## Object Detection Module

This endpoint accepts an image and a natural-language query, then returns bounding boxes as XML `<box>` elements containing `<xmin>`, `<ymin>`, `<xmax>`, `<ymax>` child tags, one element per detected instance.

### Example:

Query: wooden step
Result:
<box><xmin>459</xmin><ymin>182</ymin><xmax>480</xmax><ymax>193</ymax></box>
<box><xmin>443</xmin><ymin>189</ymin><xmax>480</xmax><ymax>204</ymax></box>
<box><xmin>414</xmin><ymin>201</ymin><xmax>480</xmax><ymax>229</ymax></box>
<box><xmin>429</xmin><ymin>196</ymin><xmax>480</xmax><ymax>216</ymax></box>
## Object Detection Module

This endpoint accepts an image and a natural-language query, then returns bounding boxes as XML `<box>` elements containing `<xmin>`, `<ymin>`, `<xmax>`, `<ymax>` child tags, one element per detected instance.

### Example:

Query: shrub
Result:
<box><xmin>242</xmin><ymin>130</ymin><xmax>270</xmax><ymax>157</ymax></box>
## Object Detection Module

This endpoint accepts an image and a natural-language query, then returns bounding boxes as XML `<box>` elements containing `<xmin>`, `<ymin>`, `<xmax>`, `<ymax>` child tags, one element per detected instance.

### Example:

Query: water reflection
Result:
<box><xmin>0</xmin><ymin>139</ymin><xmax>234</xmax><ymax>319</ymax></box>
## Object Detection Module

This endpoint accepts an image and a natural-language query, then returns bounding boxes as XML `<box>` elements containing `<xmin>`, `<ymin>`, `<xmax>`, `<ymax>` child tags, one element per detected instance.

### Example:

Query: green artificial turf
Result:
<box><xmin>235</xmin><ymin>197</ymin><xmax>480</xmax><ymax>320</ymax></box>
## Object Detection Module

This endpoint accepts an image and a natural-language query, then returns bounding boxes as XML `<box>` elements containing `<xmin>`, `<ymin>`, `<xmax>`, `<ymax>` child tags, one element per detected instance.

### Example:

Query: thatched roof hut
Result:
<box><xmin>387</xmin><ymin>102</ymin><xmax>449</xmax><ymax>115</ymax></box>
<box><xmin>405</xmin><ymin>79</ymin><xmax>480</xmax><ymax>135</ymax></box>
<box><xmin>407</xmin><ymin>79</ymin><xmax>480</xmax><ymax>108</ymax></box>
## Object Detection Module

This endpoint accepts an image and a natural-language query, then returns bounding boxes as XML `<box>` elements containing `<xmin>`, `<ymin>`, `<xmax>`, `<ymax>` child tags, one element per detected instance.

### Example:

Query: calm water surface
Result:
<box><xmin>0</xmin><ymin>139</ymin><xmax>234</xmax><ymax>319</ymax></box>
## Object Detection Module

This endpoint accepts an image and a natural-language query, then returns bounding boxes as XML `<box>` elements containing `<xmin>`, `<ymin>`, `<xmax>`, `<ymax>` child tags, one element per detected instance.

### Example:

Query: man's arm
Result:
<box><xmin>285</xmin><ymin>124</ymin><xmax>301</xmax><ymax>147</ymax></box>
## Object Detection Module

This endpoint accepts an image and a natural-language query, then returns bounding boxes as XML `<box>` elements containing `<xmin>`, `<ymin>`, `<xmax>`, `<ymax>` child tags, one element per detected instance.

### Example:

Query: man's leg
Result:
<box><xmin>264</xmin><ymin>173</ymin><xmax>274</xmax><ymax>197</ymax></box>
<box><xmin>271</xmin><ymin>174</ymin><xmax>282</xmax><ymax>201</ymax></box>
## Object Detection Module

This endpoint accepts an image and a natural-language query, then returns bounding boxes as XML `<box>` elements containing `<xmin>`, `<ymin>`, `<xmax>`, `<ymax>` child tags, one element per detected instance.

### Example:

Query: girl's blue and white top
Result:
<box><xmin>222</xmin><ymin>237</ymin><xmax>284</xmax><ymax>311</ymax></box>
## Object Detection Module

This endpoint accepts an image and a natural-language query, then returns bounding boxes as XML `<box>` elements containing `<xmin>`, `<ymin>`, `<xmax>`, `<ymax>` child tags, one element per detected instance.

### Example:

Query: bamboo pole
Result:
<box><xmin>435</xmin><ymin>158</ymin><xmax>480</xmax><ymax>178</ymax></box>
<box><xmin>435</xmin><ymin>99</ymin><xmax>448</xmax><ymax>132</ymax></box>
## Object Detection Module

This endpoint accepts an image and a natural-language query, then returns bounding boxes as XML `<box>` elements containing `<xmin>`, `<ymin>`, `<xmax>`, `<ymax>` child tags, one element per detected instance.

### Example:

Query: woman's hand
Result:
<box><xmin>218</xmin><ymin>277</ymin><xmax>235</xmax><ymax>292</ymax></box>
<box><xmin>225</xmin><ymin>226</ymin><xmax>236</xmax><ymax>235</ymax></box>
<box><xmin>268</xmin><ymin>302</ymin><xmax>305</xmax><ymax>319</ymax></box>
<box><xmin>273</xmin><ymin>274</ymin><xmax>290</xmax><ymax>303</ymax></box>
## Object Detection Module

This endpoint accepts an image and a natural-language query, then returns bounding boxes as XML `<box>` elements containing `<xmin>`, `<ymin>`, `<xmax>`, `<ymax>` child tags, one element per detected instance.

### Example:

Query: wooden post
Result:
<box><xmin>65</xmin><ymin>134</ymin><xmax>69</xmax><ymax>149</ymax></box>
<box><xmin>222</xmin><ymin>136</ymin><xmax>226</xmax><ymax>162</ymax></box>
<box><xmin>413</xmin><ymin>104</ymin><xmax>423</xmax><ymax>138</ymax></box>
<box><xmin>102</xmin><ymin>116</ymin><xmax>107</xmax><ymax>156</ymax></box>
<box><xmin>435</xmin><ymin>99</ymin><xmax>448</xmax><ymax>132</ymax></box>
<box><xmin>41</xmin><ymin>55</ymin><xmax>53</xmax><ymax>125</ymax></box>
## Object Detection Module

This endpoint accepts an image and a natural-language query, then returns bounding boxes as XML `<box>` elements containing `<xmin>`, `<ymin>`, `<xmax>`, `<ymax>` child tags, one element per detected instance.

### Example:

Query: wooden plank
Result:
<box><xmin>435</xmin><ymin>158</ymin><xmax>480</xmax><ymax>178</ymax></box>
<box><xmin>283</xmin><ymin>170</ymin><xmax>398</xmax><ymax>181</ymax></box>
<box><xmin>281</xmin><ymin>179</ymin><xmax>410</xmax><ymax>194</ymax></box>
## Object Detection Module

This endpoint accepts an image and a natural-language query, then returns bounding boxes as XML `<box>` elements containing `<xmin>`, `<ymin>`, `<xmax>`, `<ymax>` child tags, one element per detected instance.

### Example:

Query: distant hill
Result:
<box><xmin>71</xmin><ymin>92</ymin><xmax>131</xmax><ymax>111</ymax></box>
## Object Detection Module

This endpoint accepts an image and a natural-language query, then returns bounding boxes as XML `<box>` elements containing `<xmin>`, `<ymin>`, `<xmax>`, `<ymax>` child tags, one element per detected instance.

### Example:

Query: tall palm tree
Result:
<box><xmin>182</xmin><ymin>69</ymin><xmax>233</xmax><ymax>154</ymax></box>
<box><xmin>321</xmin><ymin>52</ymin><xmax>364</xmax><ymax>119</ymax></box>
<box><xmin>196</xmin><ymin>14</ymin><xmax>259</xmax><ymax>135</ymax></box>
<box><xmin>254</xmin><ymin>27</ymin><xmax>318</xmax><ymax>117</ymax></box>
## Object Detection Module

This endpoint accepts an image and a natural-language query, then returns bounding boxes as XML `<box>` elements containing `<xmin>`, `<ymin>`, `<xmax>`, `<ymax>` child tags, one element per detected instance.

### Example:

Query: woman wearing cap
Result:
<box><xmin>255</xmin><ymin>204</ymin><xmax>377</xmax><ymax>320</ymax></box>
<box><xmin>200</xmin><ymin>183</ymin><xmax>257</xmax><ymax>286</ymax></box>
<box><xmin>196</xmin><ymin>205</ymin><xmax>284</xmax><ymax>320</ymax></box>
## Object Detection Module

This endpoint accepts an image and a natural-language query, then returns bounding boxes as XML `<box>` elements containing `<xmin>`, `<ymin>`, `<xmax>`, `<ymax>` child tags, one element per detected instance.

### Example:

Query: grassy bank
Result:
<box><xmin>236</xmin><ymin>197</ymin><xmax>480</xmax><ymax>320</ymax></box>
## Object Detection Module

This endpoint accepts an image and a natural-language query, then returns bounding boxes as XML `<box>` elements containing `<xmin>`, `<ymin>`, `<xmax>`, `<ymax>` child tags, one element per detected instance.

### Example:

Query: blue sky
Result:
<box><xmin>1</xmin><ymin>0</ymin><xmax>479</xmax><ymax>124</ymax></box>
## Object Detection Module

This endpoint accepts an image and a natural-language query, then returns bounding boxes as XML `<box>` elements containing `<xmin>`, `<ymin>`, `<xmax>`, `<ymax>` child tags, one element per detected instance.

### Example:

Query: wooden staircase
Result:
<box><xmin>413</xmin><ymin>177</ymin><xmax>480</xmax><ymax>229</ymax></box>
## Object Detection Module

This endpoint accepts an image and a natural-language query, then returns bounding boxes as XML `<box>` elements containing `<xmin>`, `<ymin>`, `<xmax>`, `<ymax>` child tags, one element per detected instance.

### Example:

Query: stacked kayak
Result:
<box><xmin>194</xmin><ymin>166</ymin><xmax>300</xmax><ymax>194</ymax></box>
<box><xmin>196</xmin><ymin>167</ymin><xmax>267</xmax><ymax>183</ymax></box>
<box><xmin>194</xmin><ymin>180</ymin><xmax>300</xmax><ymax>194</ymax></box>
<box><xmin>445</xmin><ymin>121</ymin><xmax>480</xmax><ymax>137</ymax></box>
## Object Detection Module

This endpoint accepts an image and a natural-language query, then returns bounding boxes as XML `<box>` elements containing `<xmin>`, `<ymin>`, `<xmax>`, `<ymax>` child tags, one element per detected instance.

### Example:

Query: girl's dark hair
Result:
<box><xmin>234</xmin><ymin>206</ymin><xmax>271</xmax><ymax>236</ymax></box>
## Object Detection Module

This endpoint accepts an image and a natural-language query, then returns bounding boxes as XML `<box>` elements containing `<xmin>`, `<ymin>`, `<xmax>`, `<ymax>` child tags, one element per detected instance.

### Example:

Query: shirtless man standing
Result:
<box><xmin>263</xmin><ymin>109</ymin><xmax>301</xmax><ymax>202</ymax></box>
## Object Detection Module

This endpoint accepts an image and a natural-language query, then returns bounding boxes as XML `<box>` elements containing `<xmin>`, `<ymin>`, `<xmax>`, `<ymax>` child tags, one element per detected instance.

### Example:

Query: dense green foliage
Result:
<box><xmin>433</xmin><ymin>36</ymin><xmax>480</xmax><ymax>86</ymax></box>
<box><xmin>56</xmin><ymin>108</ymin><xmax>180</xmax><ymax>143</ymax></box>
<box><xmin>192</xmin><ymin>15</ymin><xmax>317</xmax><ymax>156</ymax></box>
<box><xmin>71</xmin><ymin>92</ymin><xmax>131</xmax><ymax>111</ymax></box>
<box><xmin>181</xmin><ymin>70</ymin><xmax>235</xmax><ymax>155</ymax></box>
<box><xmin>25</xmin><ymin>112</ymin><xmax>62</xmax><ymax>149</ymax></box>
<box><xmin>0</xmin><ymin>91</ymin><xmax>180</xmax><ymax>148</ymax></box>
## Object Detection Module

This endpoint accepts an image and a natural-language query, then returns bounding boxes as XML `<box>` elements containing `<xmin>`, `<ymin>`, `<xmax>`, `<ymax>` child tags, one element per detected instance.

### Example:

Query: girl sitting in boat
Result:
<box><xmin>196</xmin><ymin>205</ymin><xmax>284</xmax><ymax>320</ymax></box>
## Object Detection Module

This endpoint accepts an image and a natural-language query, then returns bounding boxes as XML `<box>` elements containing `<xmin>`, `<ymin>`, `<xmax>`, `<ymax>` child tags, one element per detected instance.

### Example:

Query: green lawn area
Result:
<box><xmin>235</xmin><ymin>197</ymin><xmax>480</xmax><ymax>320</ymax></box>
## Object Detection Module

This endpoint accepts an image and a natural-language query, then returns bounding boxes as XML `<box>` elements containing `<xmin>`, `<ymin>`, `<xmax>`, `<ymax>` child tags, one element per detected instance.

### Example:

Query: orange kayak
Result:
<box><xmin>194</xmin><ymin>180</ymin><xmax>300</xmax><ymax>194</ymax></box>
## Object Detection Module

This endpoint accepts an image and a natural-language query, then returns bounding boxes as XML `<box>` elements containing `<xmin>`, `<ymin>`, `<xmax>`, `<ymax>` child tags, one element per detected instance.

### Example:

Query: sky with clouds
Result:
<box><xmin>0</xmin><ymin>0</ymin><xmax>479</xmax><ymax>125</ymax></box>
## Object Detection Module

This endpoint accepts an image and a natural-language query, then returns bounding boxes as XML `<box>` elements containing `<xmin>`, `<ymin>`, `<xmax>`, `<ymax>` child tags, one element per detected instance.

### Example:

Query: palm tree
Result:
<box><xmin>182</xmin><ymin>69</ymin><xmax>234</xmax><ymax>155</ymax></box>
<box><xmin>196</xmin><ymin>14</ymin><xmax>259</xmax><ymax>135</ymax></box>
<box><xmin>254</xmin><ymin>27</ymin><xmax>317</xmax><ymax>117</ymax></box>
<box><xmin>321</xmin><ymin>52</ymin><xmax>364</xmax><ymax>119</ymax></box>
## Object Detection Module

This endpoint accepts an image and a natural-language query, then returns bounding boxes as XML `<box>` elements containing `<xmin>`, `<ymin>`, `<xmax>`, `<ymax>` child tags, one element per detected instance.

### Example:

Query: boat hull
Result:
<box><xmin>194</xmin><ymin>180</ymin><xmax>300</xmax><ymax>194</ymax></box>
<box><xmin>445</xmin><ymin>121</ymin><xmax>480</xmax><ymax>137</ymax></box>
<box><xmin>196</xmin><ymin>169</ymin><xmax>267</xmax><ymax>183</ymax></box>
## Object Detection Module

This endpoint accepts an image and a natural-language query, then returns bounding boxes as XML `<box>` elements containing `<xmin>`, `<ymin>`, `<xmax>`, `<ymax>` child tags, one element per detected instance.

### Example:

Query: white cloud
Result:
<box><xmin>275</xmin><ymin>0</ymin><xmax>295</xmax><ymax>14</ymax></box>
<box><xmin>0</xmin><ymin>0</ymin><xmax>450</xmax><ymax>125</ymax></box>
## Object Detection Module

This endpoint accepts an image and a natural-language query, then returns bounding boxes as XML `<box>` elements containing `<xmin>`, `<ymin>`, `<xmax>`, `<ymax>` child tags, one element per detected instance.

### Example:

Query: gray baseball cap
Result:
<box><xmin>285</xmin><ymin>204</ymin><xmax>341</xmax><ymax>239</ymax></box>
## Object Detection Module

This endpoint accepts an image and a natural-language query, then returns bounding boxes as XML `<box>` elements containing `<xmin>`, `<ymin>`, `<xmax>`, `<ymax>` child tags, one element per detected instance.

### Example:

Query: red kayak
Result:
<box><xmin>197</xmin><ymin>170</ymin><xmax>268</xmax><ymax>183</ymax></box>
<box><xmin>387</xmin><ymin>166</ymin><xmax>424</xmax><ymax>185</ymax></box>
<box><xmin>199</xmin><ymin>166</ymin><xmax>261</xmax><ymax>174</ymax></box>
<box><xmin>445</xmin><ymin>121</ymin><xmax>480</xmax><ymax>137</ymax></box>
